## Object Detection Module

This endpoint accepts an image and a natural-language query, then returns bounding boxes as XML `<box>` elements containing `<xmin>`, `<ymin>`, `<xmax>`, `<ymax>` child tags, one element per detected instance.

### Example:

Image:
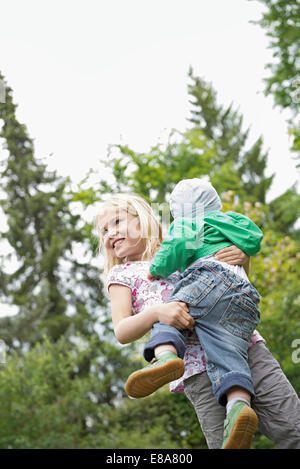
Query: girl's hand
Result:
<box><xmin>214</xmin><ymin>245</ymin><xmax>249</xmax><ymax>266</ymax></box>
<box><xmin>147</xmin><ymin>269</ymin><xmax>160</xmax><ymax>281</ymax></box>
<box><xmin>155</xmin><ymin>301</ymin><xmax>194</xmax><ymax>330</ymax></box>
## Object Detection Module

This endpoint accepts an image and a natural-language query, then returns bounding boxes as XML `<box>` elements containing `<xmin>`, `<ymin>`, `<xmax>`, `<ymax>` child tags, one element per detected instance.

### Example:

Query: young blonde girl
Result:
<box><xmin>95</xmin><ymin>193</ymin><xmax>194</xmax><ymax>348</ymax></box>
<box><xmin>95</xmin><ymin>192</ymin><xmax>300</xmax><ymax>449</ymax></box>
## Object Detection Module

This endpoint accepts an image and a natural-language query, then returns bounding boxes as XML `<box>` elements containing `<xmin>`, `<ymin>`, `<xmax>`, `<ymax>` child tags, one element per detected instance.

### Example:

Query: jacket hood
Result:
<box><xmin>169</xmin><ymin>178</ymin><xmax>222</xmax><ymax>219</ymax></box>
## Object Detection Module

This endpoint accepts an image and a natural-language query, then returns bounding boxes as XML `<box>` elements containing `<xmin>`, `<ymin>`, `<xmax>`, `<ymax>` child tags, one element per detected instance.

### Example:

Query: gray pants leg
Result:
<box><xmin>184</xmin><ymin>370</ymin><xmax>225</xmax><ymax>448</ymax></box>
<box><xmin>184</xmin><ymin>342</ymin><xmax>300</xmax><ymax>449</ymax></box>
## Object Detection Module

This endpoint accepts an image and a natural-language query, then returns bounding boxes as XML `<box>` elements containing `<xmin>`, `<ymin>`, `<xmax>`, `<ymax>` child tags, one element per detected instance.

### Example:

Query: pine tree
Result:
<box><xmin>238</xmin><ymin>137</ymin><xmax>273</xmax><ymax>204</ymax></box>
<box><xmin>187</xmin><ymin>68</ymin><xmax>274</xmax><ymax>203</ymax></box>
<box><xmin>0</xmin><ymin>73</ymin><xmax>105</xmax><ymax>351</ymax></box>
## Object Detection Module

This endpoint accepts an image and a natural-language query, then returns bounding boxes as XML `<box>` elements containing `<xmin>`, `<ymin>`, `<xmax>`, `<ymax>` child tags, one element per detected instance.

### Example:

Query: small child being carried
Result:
<box><xmin>125</xmin><ymin>178</ymin><xmax>263</xmax><ymax>449</ymax></box>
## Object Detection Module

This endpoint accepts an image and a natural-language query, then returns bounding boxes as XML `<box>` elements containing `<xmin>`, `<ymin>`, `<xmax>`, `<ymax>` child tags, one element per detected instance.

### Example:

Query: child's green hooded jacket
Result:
<box><xmin>149</xmin><ymin>179</ymin><xmax>263</xmax><ymax>278</ymax></box>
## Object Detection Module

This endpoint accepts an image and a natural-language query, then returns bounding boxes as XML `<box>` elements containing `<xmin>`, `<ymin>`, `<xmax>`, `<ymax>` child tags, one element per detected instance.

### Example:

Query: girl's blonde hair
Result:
<box><xmin>94</xmin><ymin>193</ymin><xmax>163</xmax><ymax>274</ymax></box>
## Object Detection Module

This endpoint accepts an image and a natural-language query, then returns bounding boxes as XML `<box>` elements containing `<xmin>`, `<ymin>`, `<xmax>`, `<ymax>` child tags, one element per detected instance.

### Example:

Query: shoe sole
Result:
<box><xmin>223</xmin><ymin>406</ymin><xmax>258</xmax><ymax>449</ymax></box>
<box><xmin>125</xmin><ymin>358</ymin><xmax>184</xmax><ymax>398</ymax></box>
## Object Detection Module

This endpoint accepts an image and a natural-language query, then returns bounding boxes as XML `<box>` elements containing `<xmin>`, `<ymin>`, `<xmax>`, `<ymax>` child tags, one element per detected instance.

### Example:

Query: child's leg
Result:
<box><xmin>192</xmin><ymin>309</ymin><xmax>259</xmax><ymax>449</ymax></box>
<box><xmin>221</xmin><ymin>386</ymin><xmax>258</xmax><ymax>449</ymax></box>
<box><xmin>154</xmin><ymin>343</ymin><xmax>177</xmax><ymax>358</ymax></box>
<box><xmin>125</xmin><ymin>322</ymin><xmax>186</xmax><ymax>399</ymax></box>
<box><xmin>125</xmin><ymin>347</ymin><xmax>184</xmax><ymax>398</ymax></box>
<box><xmin>226</xmin><ymin>386</ymin><xmax>251</xmax><ymax>413</ymax></box>
<box><xmin>143</xmin><ymin>321</ymin><xmax>186</xmax><ymax>361</ymax></box>
<box><xmin>225</xmin><ymin>387</ymin><xmax>251</xmax><ymax>420</ymax></box>
<box><xmin>172</xmin><ymin>264</ymin><xmax>259</xmax><ymax>403</ymax></box>
<box><xmin>184</xmin><ymin>376</ymin><xmax>256</xmax><ymax>449</ymax></box>
<box><xmin>174</xmin><ymin>264</ymin><xmax>260</xmax><ymax>447</ymax></box>
<box><xmin>186</xmin><ymin>345</ymin><xmax>300</xmax><ymax>449</ymax></box>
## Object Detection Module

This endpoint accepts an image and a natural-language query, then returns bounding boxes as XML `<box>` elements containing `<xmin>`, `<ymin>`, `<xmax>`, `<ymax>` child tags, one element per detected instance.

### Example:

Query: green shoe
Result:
<box><xmin>222</xmin><ymin>402</ymin><xmax>258</xmax><ymax>449</ymax></box>
<box><xmin>125</xmin><ymin>352</ymin><xmax>184</xmax><ymax>398</ymax></box>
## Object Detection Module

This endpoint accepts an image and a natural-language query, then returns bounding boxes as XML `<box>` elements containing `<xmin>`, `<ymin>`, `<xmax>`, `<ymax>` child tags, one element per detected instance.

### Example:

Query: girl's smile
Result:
<box><xmin>112</xmin><ymin>238</ymin><xmax>125</xmax><ymax>249</ymax></box>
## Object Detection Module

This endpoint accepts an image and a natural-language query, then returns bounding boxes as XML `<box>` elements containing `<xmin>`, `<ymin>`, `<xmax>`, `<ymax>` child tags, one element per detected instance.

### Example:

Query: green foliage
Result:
<box><xmin>0</xmin><ymin>72</ymin><xmax>105</xmax><ymax>349</ymax></box>
<box><xmin>268</xmin><ymin>184</ymin><xmax>300</xmax><ymax>237</ymax></box>
<box><xmin>222</xmin><ymin>192</ymin><xmax>300</xmax><ymax>394</ymax></box>
<box><xmin>0</xmin><ymin>72</ymin><xmax>141</xmax><ymax>448</ymax></box>
<box><xmin>253</xmin><ymin>434</ymin><xmax>275</xmax><ymax>449</ymax></box>
<box><xmin>242</xmin><ymin>0</ymin><xmax>300</xmax><ymax>241</ymax></box>
<box><xmin>188</xmin><ymin>68</ymin><xmax>274</xmax><ymax>203</ymax></box>
<box><xmin>93</xmin><ymin>70</ymin><xmax>298</xmax><ymax>235</ymax></box>
<box><xmin>252</xmin><ymin>0</ymin><xmax>300</xmax><ymax>113</ymax></box>
<box><xmin>289</xmin><ymin>121</ymin><xmax>300</xmax><ymax>168</ymax></box>
<box><xmin>100</xmin><ymin>390</ymin><xmax>207</xmax><ymax>449</ymax></box>
<box><xmin>0</xmin><ymin>335</ymin><xmax>137</xmax><ymax>448</ymax></box>
<box><xmin>253</xmin><ymin>0</ymin><xmax>300</xmax><ymax>164</ymax></box>
<box><xmin>105</xmin><ymin>129</ymin><xmax>216</xmax><ymax>204</ymax></box>
<box><xmin>90</xmin><ymin>67</ymin><xmax>275</xmax><ymax>207</ymax></box>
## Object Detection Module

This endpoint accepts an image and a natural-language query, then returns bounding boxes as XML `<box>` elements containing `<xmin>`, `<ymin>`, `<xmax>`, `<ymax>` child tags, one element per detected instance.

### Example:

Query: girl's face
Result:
<box><xmin>101</xmin><ymin>209</ymin><xmax>145</xmax><ymax>261</ymax></box>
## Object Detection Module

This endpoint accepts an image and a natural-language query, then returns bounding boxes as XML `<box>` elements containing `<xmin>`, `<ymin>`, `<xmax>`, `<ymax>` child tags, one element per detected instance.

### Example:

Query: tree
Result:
<box><xmin>0</xmin><ymin>72</ymin><xmax>105</xmax><ymax>351</ymax></box>
<box><xmin>251</xmin><ymin>0</ymin><xmax>300</xmax><ymax>235</ymax></box>
<box><xmin>90</xmin><ymin>70</ymin><xmax>298</xmax><ymax>235</ymax></box>
<box><xmin>90</xmin><ymin>70</ymin><xmax>275</xmax><ymax>212</ymax></box>
<box><xmin>187</xmin><ymin>68</ymin><xmax>300</xmax><ymax>232</ymax></box>
<box><xmin>252</xmin><ymin>0</ymin><xmax>300</xmax><ymax>113</ymax></box>
<box><xmin>0</xmin><ymin>73</ymin><xmax>143</xmax><ymax>449</ymax></box>
<box><xmin>100</xmin><ymin>388</ymin><xmax>208</xmax><ymax>449</ymax></box>
<box><xmin>268</xmin><ymin>184</ymin><xmax>300</xmax><ymax>237</ymax></box>
<box><xmin>187</xmin><ymin>68</ymin><xmax>274</xmax><ymax>204</ymax></box>
<box><xmin>252</xmin><ymin>0</ymin><xmax>300</xmax><ymax>166</ymax></box>
<box><xmin>0</xmin><ymin>335</ymin><xmax>137</xmax><ymax>448</ymax></box>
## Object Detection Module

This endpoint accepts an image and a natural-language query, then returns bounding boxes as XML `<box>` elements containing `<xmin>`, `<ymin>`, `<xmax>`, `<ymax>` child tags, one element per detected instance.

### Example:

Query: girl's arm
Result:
<box><xmin>109</xmin><ymin>284</ymin><xmax>194</xmax><ymax>344</ymax></box>
<box><xmin>110</xmin><ymin>284</ymin><xmax>157</xmax><ymax>344</ymax></box>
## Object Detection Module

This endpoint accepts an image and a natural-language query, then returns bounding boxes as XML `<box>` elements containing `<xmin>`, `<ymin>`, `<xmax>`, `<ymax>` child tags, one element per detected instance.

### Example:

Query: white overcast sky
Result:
<box><xmin>0</xmin><ymin>0</ymin><xmax>299</xmax><ymax>202</ymax></box>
